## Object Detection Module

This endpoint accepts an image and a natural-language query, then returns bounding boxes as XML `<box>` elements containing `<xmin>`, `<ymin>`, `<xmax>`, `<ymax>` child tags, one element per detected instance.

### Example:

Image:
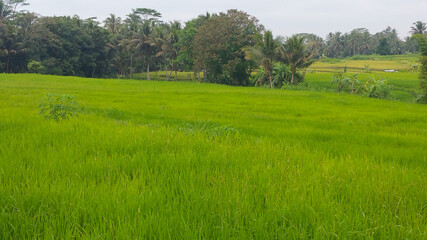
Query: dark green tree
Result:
<box><xmin>376</xmin><ymin>38</ymin><xmax>390</xmax><ymax>55</ymax></box>
<box><xmin>193</xmin><ymin>10</ymin><xmax>263</xmax><ymax>86</ymax></box>
<box><xmin>412</xmin><ymin>34</ymin><xmax>427</xmax><ymax>103</ymax></box>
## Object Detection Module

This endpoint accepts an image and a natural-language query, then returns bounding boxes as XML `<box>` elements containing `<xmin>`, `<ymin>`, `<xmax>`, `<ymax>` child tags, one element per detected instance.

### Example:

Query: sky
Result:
<box><xmin>25</xmin><ymin>0</ymin><xmax>427</xmax><ymax>39</ymax></box>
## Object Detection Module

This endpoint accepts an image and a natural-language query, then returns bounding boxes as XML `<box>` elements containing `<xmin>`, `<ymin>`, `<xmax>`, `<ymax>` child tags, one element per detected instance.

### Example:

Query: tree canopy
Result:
<box><xmin>0</xmin><ymin>1</ymin><xmax>424</xmax><ymax>88</ymax></box>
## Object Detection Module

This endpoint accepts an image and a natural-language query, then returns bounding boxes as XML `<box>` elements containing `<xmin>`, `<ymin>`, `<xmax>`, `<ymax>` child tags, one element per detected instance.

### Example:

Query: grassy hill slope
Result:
<box><xmin>0</xmin><ymin>74</ymin><xmax>426</xmax><ymax>239</ymax></box>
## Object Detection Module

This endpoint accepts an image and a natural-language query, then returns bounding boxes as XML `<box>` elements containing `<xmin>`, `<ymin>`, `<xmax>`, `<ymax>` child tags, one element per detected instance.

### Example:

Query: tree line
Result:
<box><xmin>0</xmin><ymin>0</ymin><xmax>426</xmax><ymax>87</ymax></box>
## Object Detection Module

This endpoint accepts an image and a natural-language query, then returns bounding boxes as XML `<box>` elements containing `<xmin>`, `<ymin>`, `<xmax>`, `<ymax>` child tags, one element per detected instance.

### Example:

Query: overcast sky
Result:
<box><xmin>26</xmin><ymin>0</ymin><xmax>426</xmax><ymax>39</ymax></box>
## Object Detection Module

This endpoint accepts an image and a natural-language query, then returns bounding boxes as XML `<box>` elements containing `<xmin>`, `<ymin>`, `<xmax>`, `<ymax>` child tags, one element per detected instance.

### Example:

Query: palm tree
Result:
<box><xmin>124</xmin><ymin>19</ymin><xmax>159</xmax><ymax>81</ymax></box>
<box><xmin>107</xmin><ymin>35</ymin><xmax>131</xmax><ymax>77</ymax></box>
<box><xmin>153</xmin><ymin>21</ymin><xmax>181</xmax><ymax>81</ymax></box>
<box><xmin>358</xmin><ymin>31</ymin><xmax>371</xmax><ymax>55</ymax></box>
<box><xmin>326</xmin><ymin>32</ymin><xmax>344</xmax><ymax>57</ymax></box>
<box><xmin>124</xmin><ymin>8</ymin><xmax>162</xmax><ymax>80</ymax></box>
<box><xmin>128</xmin><ymin>29</ymin><xmax>155</xmax><ymax>80</ymax></box>
<box><xmin>410</xmin><ymin>21</ymin><xmax>427</xmax><ymax>35</ymax></box>
<box><xmin>281</xmin><ymin>35</ymin><xmax>315</xmax><ymax>84</ymax></box>
<box><xmin>0</xmin><ymin>0</ymin><xmax>28</xmax><ymax>20</ymax></box>
<box><xmin>243</xmin><ymin>31</ymin><xmax>278</xmax><ymax>88</ymax></box>
<box><xmin>0</xmin><ymin>0</ymin><xmax>12</xmax><ymax>20</ymax></box>
<box><xmin>104</xmin><ymin>14</ymin><xmax>122</xmax><ymax>34</ymax></box>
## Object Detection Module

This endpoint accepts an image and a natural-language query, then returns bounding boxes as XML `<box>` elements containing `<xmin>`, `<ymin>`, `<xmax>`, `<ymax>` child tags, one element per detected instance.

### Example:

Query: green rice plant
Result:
<box><xmin>0</xmin><ymin>74</ymin><xmax>426</xmax><ymax>239</ymax></box>
<box><xmin>176</xmin><ymin>120</ymin><xmax>239</xmax><ymax>138</ymax></box>
<box><xmin>39</xmin><ymin>93</ymin><xmax>79</xmax><ymax>120</ymax></box>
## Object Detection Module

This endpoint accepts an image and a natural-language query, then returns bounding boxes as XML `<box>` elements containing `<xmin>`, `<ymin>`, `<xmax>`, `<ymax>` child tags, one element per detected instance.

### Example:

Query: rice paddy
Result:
<box><xmin>0</xmin><ymin>73</ymin><xmax>426</xmax><ymax>239</ymax></box>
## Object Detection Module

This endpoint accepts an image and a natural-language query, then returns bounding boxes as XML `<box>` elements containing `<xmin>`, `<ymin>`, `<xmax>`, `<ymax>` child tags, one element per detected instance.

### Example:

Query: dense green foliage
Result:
<box><xmin>412</xmin><ymin>34</ymin><xmax>427</xmax><ymax>103</ymax></box>
<box><xmin>323</xmin><ymin>27</ymin><xmax>421</xmax><ymax>58</ymax></box>
<box><xmin>330</xmin><ymin>73</ymin><xmax>392</xmax><ymax>99</ymax></box>
<box><xmin>299</xmin><ymin>71</ymin><xmax>417</xmax><ymax>102</ymax></box>
<box><xmin>243</xmin><ymin>31</ymin><xmax>278</xmax><ymax>88</ymax></box>
<box><xmin>0</xmin><ymin>0</ymin><xmax>425</xmax><ymax>88</ymax></box>
<box><xmin>364</xmin><ymin>75</ymin><xmax>393</xmax><ymax>99</ymax></box>
<box><xmin>0</xmin><ymin>74</ymin><xmax>426</xmax><ymax>238</ymax></box>
<box><xmin>192</xmin><ymin>10</ymin><xmax>262</xmax><ymax>85</ymax></box>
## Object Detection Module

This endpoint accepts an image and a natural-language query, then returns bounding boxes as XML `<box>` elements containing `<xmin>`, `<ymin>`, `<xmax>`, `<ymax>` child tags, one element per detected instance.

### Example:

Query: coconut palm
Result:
<box><xmin>104</xmin><ymin>14</ymin><xmax>122</xmax><ymax>34</ymax></box>
<box><xmin>326</xmin><ymin>32</ymin><xmax>344</xmax><ymax>57</ymax></box>
<box><xmin>152</xmin><ymin>21</ymin><xmax>181</xmax><ymax>81</ymax></box>
<box><xmin>410</xmin><ymin>21</ymin><xmax>427</xmax><ymax>35</ymax></box>
<box><xmin>243</xmin><ymin>30</ymin><xmax>278</xmax><ymax>88</ymax></box>
<box><xmin>0</xmin><ymin>0</ymin><xmax>12</xmax><ymax>20</ymax></box>
<box><xmin>281</xmin><ymin>35</ymin><xmax>315</xmax><ymax>84</ymax></box>
<box><xmin>124</xmin><ymin>17</ymin><xmax>160</xmax><ymax>80</ymax></box>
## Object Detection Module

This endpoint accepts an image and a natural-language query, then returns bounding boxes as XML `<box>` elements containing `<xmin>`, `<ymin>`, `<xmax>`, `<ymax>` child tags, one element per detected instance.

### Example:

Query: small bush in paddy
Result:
<box><xmin>364</xmin><ymin>75</ymin><xmax>393</xmax><ymax>99</ymax></box>
<box><xmin>39</xmin><ymin>93</ymin><xmax>79</xmax><ymax>121</ymax></box>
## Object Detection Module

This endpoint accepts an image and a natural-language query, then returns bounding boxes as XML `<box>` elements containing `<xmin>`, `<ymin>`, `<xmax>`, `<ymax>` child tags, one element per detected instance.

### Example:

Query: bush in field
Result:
<box><xmin>273</xmin><ymin>63</ymin><xmax>303</xmax><ymax>87</ymax></box>
<box><xmin>39</xmin><ymin>93</ymin><xmax>79</xmax><ymax>120</ymax></box>
<box><xmin>332</xmin><ymin>72</ymin><xmax>389</xmax><ymax>98</ymax></box>
<box><xmin>344</xmin><ymin>73</ymin><xmax>362</xmax><ymax>94</ymax></box>
<box><xmin>27</xmin><ymin>61</ymin><xmax>44</xmax><ymax>74</ymax></box>
<box><xmin>416</xmin><ymin>53</ymin><xmax>427</xmax><ymax>103</ymax></box>
<box><xmin>330</xmin><ymin>72</ymin><xmax>347</xmax><ymax>92</ymax></box>
<box><xmin>412</xmin><ymin>34</ymin><xmax>427</xmax><ymax>103</ymax></box>
<box><xmin>249</xmin><ymin>68</ymin><xmax>267</xmax><ymax>87</ymax></box>
<box><xmin>364</xmin><ymin>64</ymin><xmax>370</xmax><ymax>73</ymax></box>
<box><xmin>250</xmin><ymin>63</ymin><xmax>302</xmax><ymax>88</ymax></box>
<box><xmin>364</xmin><ymin>75</ymin><xmax>393</xmax><ymax>99</ymax></box>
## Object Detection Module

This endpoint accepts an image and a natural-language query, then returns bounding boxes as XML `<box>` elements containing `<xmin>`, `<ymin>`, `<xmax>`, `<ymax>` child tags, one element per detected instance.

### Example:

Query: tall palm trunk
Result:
<box><xmin>268</xmin><ymin>68</ymin><xmax>273</xmax><ymax>89</ymax></box>
<box><xmin>174</xmin><ymin>63</ymin><xmax>177</xmax><ymax>81</ymax></box>
<box><xmin>164</xmin><ymin>56</ymin><xmax>169</xmax><ymax>81</ymax></box>
<box><xmin>6</xmin><ymin>56</ymin><xmax>10</xmax><ymax>73</ymax></box>
<box><xmin>291</xmin><ymin>71</ymin><xmax>295</xmax><ymax>84</ymax></box>
<box><xmin>146</xmin><ymin>56</ymin><xmax>151</xmax><ymax>80</ymax></box>
<box><xmin>130</xmin><ymin>55</ymin><xmax>133</xmax><ymax>77</ymax></box>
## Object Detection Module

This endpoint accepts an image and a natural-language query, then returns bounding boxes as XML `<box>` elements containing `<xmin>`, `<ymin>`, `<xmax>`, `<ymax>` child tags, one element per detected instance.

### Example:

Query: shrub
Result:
<box><xmin>27</xmin><ymin>61</ymin><xmax>44</xmax><ymax>74</ymax></box>
<box><xmin>414</xmin><ymin>92</ymin><xmax>427</xmax><ymax>103</ymax></box>
<box><xmin>39</xmin><ymin>93</ymin><xmax>79</xmax><ymax>120</ymax></box>
<box><xmin>364</xmin><ymin>75</ymin><xmax>393</xmax><ymax>99</ymax></box>
<box><xmin>274</xmin><ymin>63</ymin><xmax>303</xmax><ymax>86</ymax></box>
<box><xmin>330</xmin><ymin>72</ymin><xmax>347</xmax><ymax>92</ymax></box>
<box><xmin>364</xmin><ymin>64</ymin><xmax>370</xmax><ymax>73</ymax></box>
<box><xmin>249</xmin><ymin>68</ymin><xmax>267</xmax><ymax>87</ymax></box>
<box><xmin>342</xmin><ymin>73</ymin><xmax>362</xmax><ymax>94</ymax></box>
<box><xmin>250</xmin><ymin>63</ymin><xmax>302</xmax><ymax>88</ymax></box>
<box><xmin>417</xmin><ymin>50</ymin><xmax>427</xmax><ymax>103</ymax></box>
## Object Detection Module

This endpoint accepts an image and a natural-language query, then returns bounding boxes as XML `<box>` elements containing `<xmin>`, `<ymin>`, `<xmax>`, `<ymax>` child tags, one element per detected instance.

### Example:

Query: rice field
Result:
<box><xmin>1</xmin><ymin>73</ymin><xmax>426</xmax><ymax>239</ymax></box>
<box><xmin>300</xmin><ymin>72</ymin><xmax>419</xmax><ymax>102</ymax></box>
<box><xmin>310</xmin><ymin>54</ymin><xmax>420</xmax><ymax>73</ymax></box>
